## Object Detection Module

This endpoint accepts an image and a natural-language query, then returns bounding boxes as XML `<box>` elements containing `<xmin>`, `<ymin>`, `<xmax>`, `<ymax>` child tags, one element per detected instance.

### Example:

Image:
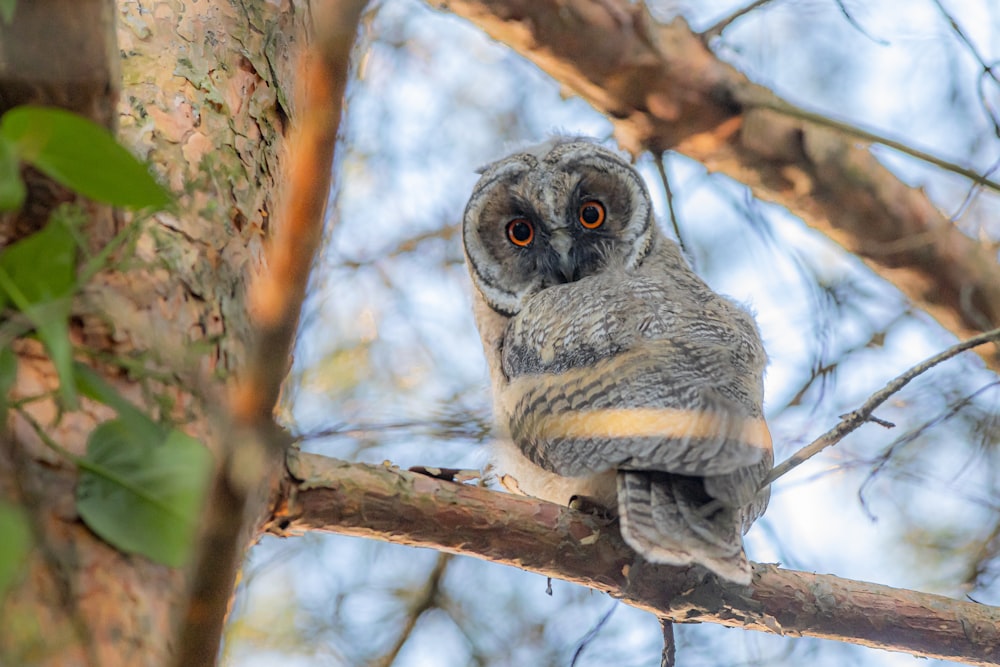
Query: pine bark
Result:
<box><xmin>270</xmin><ymin>453</ymin><xmax>1000</xmax><ymax>667</ymax></box>
<box><xmin>0</xmin><ymin>1</ymin><xmax>302</xmax><ymax>664</ymax></box>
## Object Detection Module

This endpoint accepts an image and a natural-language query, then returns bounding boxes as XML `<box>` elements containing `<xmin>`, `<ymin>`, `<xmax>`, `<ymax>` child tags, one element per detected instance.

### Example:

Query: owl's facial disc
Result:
<box><xmin>464</xmin><ymin>139</ymin><xmax>655</xmax><ymax>316</ymax></box>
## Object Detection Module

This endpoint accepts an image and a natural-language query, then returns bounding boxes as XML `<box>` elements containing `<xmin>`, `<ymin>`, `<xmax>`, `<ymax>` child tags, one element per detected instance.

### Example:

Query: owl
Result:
<box><xmin>462</xmin><ymin>138</ymin><xmax>772</xmax><ymax>584</ymax></box>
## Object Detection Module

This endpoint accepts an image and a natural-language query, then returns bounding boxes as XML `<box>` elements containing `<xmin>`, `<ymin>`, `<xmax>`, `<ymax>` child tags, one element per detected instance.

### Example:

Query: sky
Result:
<box><xmin>225</xmin><ymin>1</ymin><xmax>1000</xmax><ymax>665</ymax></box>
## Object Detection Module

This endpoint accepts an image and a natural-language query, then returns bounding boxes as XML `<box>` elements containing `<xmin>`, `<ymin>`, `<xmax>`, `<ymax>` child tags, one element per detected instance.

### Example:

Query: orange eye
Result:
<box><xmin>578</xmin><ymin>200</ymin><xmax>606</xmax><ymax>229</ymax></box>
<box><xmin>506</xmin><ymin>219</ymin><xmax>534</xmax><ymax>247</ymax></box>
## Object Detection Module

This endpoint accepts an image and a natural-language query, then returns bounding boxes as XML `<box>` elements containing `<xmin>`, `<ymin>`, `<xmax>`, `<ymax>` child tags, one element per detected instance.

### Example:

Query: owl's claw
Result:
<box><xmin>408</xmin><ymin>466</ymin><xmax>482</xmax><ymax>484</ymax></box>
<box><xmin>568</xmin><ymin>494</ymin><xmax>616</xmax><ymax>521</ymax></box>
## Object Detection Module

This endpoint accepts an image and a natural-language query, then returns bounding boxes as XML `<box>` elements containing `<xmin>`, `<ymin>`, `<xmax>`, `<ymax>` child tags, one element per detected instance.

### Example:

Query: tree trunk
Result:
<box><xmin>0</xmin><ymin>1</ymin><xmax>303</xmax><ymax>664</ymax></box>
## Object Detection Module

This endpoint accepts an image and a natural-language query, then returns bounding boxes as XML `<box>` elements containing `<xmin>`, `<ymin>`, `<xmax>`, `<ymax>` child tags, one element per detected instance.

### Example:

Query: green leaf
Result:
<box><xmin>73</xmin><ymin>362</ymin><xmax>164</xmax><ymax>445</ymax></box>
<box><xmin>0</xmin><ymin>347</ymin><xmax>14</xmax><ymax>429</ymax></box>
<box><xmin>0</xmin><ymin>106</ymin><xmax>171</xmax><ymax>210</ymax></box>
<box><xmin>0</xmin><ymin>0</ymin><xmax>14</xmax><ymax>25</ymax></box>
<box><xmin>0</xmin><ymin>135</ymin><xmax>25</xmax><ymax>211</ymax></box>
<box><xmin>0</xmin><ymin>207</ymin><xmax>75</xmax><ymax>304</ymax></box>
<box><xmin>0</xmin><ymin>215</ymin><xmax>78</xmax><ymax>406</ymax></box>
<box><xmin>77</xmin><ymin>420</ymin><xmax>212</xmax><ymax>567</ymax></box>
<box><xmin>0</xmin><ymin>503</ymin><xmax>32</xmax><ymax>597</ymax></box>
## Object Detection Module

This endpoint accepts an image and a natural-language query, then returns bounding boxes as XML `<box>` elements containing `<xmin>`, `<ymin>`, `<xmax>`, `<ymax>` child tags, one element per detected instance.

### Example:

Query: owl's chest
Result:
<box><xmin>500</xmin><ymin>274</ymin><xmax>682</xmax><ymax>378</ymax></box>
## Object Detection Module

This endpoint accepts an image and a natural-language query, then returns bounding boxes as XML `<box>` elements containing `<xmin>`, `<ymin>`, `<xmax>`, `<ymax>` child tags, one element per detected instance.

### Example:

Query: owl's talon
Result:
<box><xmin>568</xmin><ymin>494</ymin><xmax>615</xmax><ymax>521</ymax></box>
<box><xmin>408</xmin><ymin>466</ymin><xmax>481</xmax><ymax>484</ymax></box>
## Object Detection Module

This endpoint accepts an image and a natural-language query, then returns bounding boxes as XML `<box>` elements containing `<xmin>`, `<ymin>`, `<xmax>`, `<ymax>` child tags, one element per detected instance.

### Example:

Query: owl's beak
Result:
<box><xmin>556</xmin><ymin>257</ymin><xmax>576</xmax><ymax>283</ymax></box>
<box><xmin>549</xmin><ymin>229</ymin><xmax>576</xmax><ymax>283</ymax></box>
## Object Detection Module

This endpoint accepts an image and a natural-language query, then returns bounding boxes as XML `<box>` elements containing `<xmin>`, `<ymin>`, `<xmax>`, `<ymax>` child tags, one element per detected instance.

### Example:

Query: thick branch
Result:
<box><xmin>267</xmin><ymin>452</ymin><xmax>1000</xmax><ymax>666</ymax></box>
<box><xmin>428</xmin><ymin>0</ymin><xmax>1000</xmax><ymax>369</ymax></box>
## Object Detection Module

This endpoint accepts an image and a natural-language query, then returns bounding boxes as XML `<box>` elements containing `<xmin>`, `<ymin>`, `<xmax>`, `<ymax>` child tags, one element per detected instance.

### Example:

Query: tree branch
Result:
<box><xmin>701</xmin><ymin>0</ymin><xmax>779</xmax><ymax>41</ymax></box>
<box><xmin>266</xmin><ymin>452</ymin><xmax>1000</xmax><ymax>666</ymax></box>
<box><xmin>766</xmin><ymin>326</ymin><xmax>1000</xmax><ymax>485</ymax></box>
<box><xmin>427</xmin><ymin>0</ymin><xmax>1000</xmax><ymax>370</ymax></box>
<box><xmin>173</xmin><ymin>2</ymin><xmax>368</xmax><ymax>665</ymax></box>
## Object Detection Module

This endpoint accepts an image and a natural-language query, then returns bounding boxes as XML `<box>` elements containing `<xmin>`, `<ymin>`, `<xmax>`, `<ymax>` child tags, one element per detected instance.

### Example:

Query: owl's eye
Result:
<box><xmin>578</xmin><ymin>200</ymin><xmax>606</xmax><ymax>229</ymax></box>
<box><xmin>506</xmin><ymin>219</ymin><xmax>534</xmax><ymax>247</ymax></box>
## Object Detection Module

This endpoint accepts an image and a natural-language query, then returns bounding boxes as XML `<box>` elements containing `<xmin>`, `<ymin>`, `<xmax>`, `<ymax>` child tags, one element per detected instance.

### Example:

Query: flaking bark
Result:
<box><xmin>270</xmin><ymin>452</ymin><xmax>1000</xmax><ymax>667</ymax></box>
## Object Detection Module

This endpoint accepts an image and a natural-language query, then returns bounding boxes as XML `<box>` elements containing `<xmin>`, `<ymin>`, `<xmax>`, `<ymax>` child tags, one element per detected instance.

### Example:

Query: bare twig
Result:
<box><xmin>653</xmin><ymin>152</ymin><xmax>688</xmax><ymax>258</ymax></box>
<box><xmin>372</xmin><ymin>553</ymin><xmax>451</xmax><ymax>667</ymax></box>
<box><xmin>930</xmin><ymin>0</ymin><xmax>1000</xmax><ymax>221</ymax></box>
<box><xmin>931</xmin><ymin>0</ymin><xmax>999</xmax><ymax>87</ymax></box>
<box><xmin>697</xmin><ymin>326</ymin><xmax>1000</xmax><ymax>520</ymax></box>
<box><xmin>832</xmin><ymin>0</ymin><xmax>888</xmax><ymax>46</ymax></box>
<box><xmin>570</xmin><ymin>602</ymin><xmax>618</xmax><ymax>667</ymax></box>
<box><xmin>765</xmin><ymin>326</ymin><xmax>1000</xmax><ymax>487</ymax></box>
<box><xmin>701</xmin><ymin>0</ymin><xmax>779</xmax><ymax>41</ymax></box>
<box><xmin>338</xmin><ymin>224</ymin><xmax>460</xmax><ymax>269</ymax></box>
<box><xmin>746</xmin><ymin>96</ymin><xmax>1000</xmax><ymax>195</ymax></box>
<box><xmin>659</xmin><ymin>619</ymin><xmax>676</xmax><ymax>667</ymax></box>
<box><xmin>856</xmin><ymin>380</ymin><xmax>1000</xmax><ymax>520</ymax></box>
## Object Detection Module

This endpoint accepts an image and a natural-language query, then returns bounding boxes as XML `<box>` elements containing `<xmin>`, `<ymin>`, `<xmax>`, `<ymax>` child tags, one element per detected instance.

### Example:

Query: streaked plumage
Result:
<box><xmin>463</xmin><ymin>138</ymin><xmax>771</xmax><ymax>584</ymax></box>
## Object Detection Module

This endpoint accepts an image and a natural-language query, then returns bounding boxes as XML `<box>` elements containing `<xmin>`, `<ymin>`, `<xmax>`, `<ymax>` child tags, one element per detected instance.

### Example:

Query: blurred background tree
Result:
<box><xmin>225</xmin><ymin>1</ymin><xmax>1000</xmax><ymax>666</ymax></box>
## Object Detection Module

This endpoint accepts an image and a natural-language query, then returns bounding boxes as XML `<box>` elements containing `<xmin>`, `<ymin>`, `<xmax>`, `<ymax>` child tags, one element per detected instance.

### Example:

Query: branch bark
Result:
<box><xmin>267</xmin><ymin>452</ymin><xmax>1000</xmax><ymax>666</ymax></box>
<box><xmin>427</xmin><ymin>0</ymin><xmax>1000</xmax><ymax>370</ymax></box>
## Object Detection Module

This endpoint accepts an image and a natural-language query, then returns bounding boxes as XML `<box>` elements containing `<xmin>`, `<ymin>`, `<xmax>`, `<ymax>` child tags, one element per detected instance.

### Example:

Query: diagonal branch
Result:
<box><xmin>697</xmin><ymin>325</ymin><xmax>1000</xmax><ymax>518</ymax></box>
<box><xmin>701</xmin><ymin>0</ymin><xmax>779</xmax><ymax>41</ymax></box>
<box><xmin>427</xmin><ymin>0</ymin><xmax>1000</xmax><ymax>370</ymax></box>
<box><xmin>267</xmin><ymin>451</ymin><xmax>1000</xmax><ymax>667</ymax></box>
<box><xmin>766</xmin><ymin>326</ymin><xmax>1000</xmax><ymax>486</ymax></box>
<box><xmin>174</xmin><ymin>2</ymin><xmax>368</xmax><ymax>666</ymax></box>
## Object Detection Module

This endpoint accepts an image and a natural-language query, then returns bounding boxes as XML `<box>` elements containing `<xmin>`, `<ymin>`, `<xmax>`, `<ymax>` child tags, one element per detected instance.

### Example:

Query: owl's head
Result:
<box><xmin>462</xmin><ymin>138</ymin><xmax>656</xmax><ymax>316</ymax></box>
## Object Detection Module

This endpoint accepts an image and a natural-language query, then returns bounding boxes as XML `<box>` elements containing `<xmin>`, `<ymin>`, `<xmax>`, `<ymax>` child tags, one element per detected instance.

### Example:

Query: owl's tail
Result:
<box><xmin>617</xmin><ymin>471</ymin><xmax>752</xmax><ymax>584</ymax></box>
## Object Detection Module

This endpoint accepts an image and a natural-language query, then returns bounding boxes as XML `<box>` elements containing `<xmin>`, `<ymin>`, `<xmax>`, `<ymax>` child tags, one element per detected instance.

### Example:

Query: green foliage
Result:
<box><xmin>0</xmin><ymin>105</ymin><xmax>204</xmax><ymax>568</ymax></box>
<box><xmin>75</xmin><ymin>363</ymin><xmax>164</xmax><ymax>445</ymax></box>
<box><xmin>0</xmin><ymin>0</ymin><xmax>14</xmax><ymax>25</ymax></box>
<box><xmin>0</xmin><ymin>347</ymin><xmax>15</xmax><ymax>430</ymax></box>
<box><xmin>0</xmin><ymin>105</ymin><xmax>171</xmax><ymax>209</ymax></box>
<box><xmin>74</xmin><ymin>364</ymin><xmax>213</xmax><ymax>567</ymax></box>
<box><xmin>0</xmin><ymin>503</ymin><xmax>31</xmax><ymax>596</ymax></box>
<box><xmin>0</xmin><ymin>213</ymin><xmax>79</xmax><ymax>406</ymax></box>
<box><xmin>0</xmin><ymin>136</ymin><xmax>25</xmax><ymax>210</ymax></box>
<box><xmin>76</xmin><ymin>419</ymin><xmax>212</xmax><ymax>568</ymax></box>
<box><xmin>0</xmin><ymin>105</ymin><xmax>174</xmax><ymax>404</ymax></box>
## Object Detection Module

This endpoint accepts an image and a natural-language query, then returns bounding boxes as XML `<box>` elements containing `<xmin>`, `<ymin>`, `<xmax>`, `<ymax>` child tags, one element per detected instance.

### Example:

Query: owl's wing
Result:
<box><xmin>497</xmin><ymin>267</ymin><xmax>772</xmax><ymax>503</ymax></box>
<box><xmin>500</xmin><ymin>341</ymin><xmax>771</xmax><ymax>483</ymax></box>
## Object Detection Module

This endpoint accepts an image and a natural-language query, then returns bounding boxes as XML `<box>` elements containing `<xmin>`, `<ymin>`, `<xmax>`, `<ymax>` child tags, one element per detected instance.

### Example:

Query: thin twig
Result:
<box><xmin>855</xmin><ymin>380</ymin><xmax>1000</xmax><ymax>521</ymax></box>
<box><xmin>931</xmin><ymin>0</ymin><xmax>999</xmax><ymax>87</ymax></box>
<box><xmin>833</xmin><ymin>0</ymin><xmax>888</xmax><ymax>46</ymax></box>
<box><xmin>765</xmin><ymin>326</ymin><xmax>1000</xmax><ymax>486</ymax></box>
<box><xmin>930</xmin><ymin>0</ymin><xmax>1000</xmax><ymax>219</ymax></box>
<box><xmin>701</xmin><ymin>0</ymin><xmax>778</xmax><ymax>41</ymax></box>
<box><xmin>372</xmin><ymin>553</ymin><xmax>451</xmax><ymax>667</ymax></box>
<box><xmin>659</xmin><ymin>619</ymin><xmax>676</xmax><ymax>667</ymax></box>
<box><xmin>746</xmin><ymin>96</ymin><xmax>1000</xmax><ymax>195</ymax></box>
<box><xmin>570</xmin><ymin>601</ymin><xmax>618</xmax><ymax>667</ymax></box>
<box><xmin>697</xmin><ymin>326</ymin><xmax>1000</xmax><ymax>519</ymax></box>
<box><xmin>653</xmin><ymin>152</ymin><xmax>689</xmax><ymax>258</ymax></box>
